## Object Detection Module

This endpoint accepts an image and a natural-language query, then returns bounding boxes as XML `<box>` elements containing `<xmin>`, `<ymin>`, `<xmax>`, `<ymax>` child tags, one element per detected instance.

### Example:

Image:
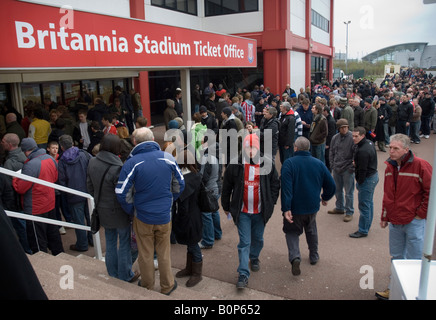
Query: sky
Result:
<box><xmin>333</xmin><ymin>0</ymin><xmax>436</xmax><ymax>60</ymax></box>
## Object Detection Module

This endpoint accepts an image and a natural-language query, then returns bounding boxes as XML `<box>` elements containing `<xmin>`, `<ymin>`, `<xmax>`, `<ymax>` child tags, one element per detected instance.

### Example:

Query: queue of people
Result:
<box><xmin>1</xmin><ymin>68</ymin><xmax>434</xmax><ymax>299</ymax></box>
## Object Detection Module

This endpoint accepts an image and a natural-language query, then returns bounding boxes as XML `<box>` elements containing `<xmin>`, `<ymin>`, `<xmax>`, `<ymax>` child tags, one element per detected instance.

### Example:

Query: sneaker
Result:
<box><xmin>375</xmin><ymin>288</ymin><xmax>390</xmax><ymax>300</ymax></box>
<box><xmin>328</xmin><ymin>209</ymin><xmax>345</xmax><ymax>215</ymax></box>
<box><xmin>199</xmin><ymin>242</ymin><xmax>213</xmax><ymax>249</ymax></box>
<box><xmin>419</xmin><ymin>134</ymin><xmax>424</xmax><ymax>138</ymax></box>
<box><xmin>291</xmin><ymin>258</ymin><xmax>301</xmax><ymax>276</ymax></box>
<box><xmin>250</xmin><ymin>259</ymin><xmax>260</xmax><ymax>272</ymax></box>
<box><xmin>343</xmin><ymin>214</ymin><xmax>353</xmax><ymax>222</ymax></box>
<box><xmin>349</xmin><ymin>231</ymin><xmax>368</xmax><ymax>238</ymax></box>
<box><xmin>424</xmin><ymin>135</ymin><xmax>430</xmax><ymax>139</ymax></box>
<box><xmin>59</xmin><ymin>226</ymin><xmax>66</xmax><ymax>235</ymax></box>
<box><xmin>236</xmin><ymin>274</ymin><xmax>248</xmax><ymax>289</ymax></box>
<box><xmin>154</xmin><ymin>258</ymin><xmax>158</xmax><ymax>270</ymax></box>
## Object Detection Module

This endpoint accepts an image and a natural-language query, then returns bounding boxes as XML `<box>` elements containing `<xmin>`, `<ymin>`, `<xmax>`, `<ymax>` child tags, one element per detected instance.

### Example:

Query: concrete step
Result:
<box><xmin>28</xmin><ymin>252</ymin><xmax>171</xmax><ymax>300</ymax></box>
<box><xmin>29</xmin><ymin>251</ymin><xmax>285</xmax><ymax>300</ymax></box>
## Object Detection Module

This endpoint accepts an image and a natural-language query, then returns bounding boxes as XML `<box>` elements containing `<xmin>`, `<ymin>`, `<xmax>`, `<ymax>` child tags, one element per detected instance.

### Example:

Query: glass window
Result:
<box><xmin>0</xmin><ymin>84</ymin><xmax>10</xmax><ymax>107</ymax></box>
<box><xmin>21</xmin><ymin>83</ymin><xmax>42</xmax><ymax>107</ymax></box>
<box><xmin>98</xmin><ymin>80</ymin><xmax>113</xmax><ymax>105</ymax></box>
<box><xmin>81</xmin><ymin>80</ymin><xmax>97</xmax><ymax>105</ymax></box>
<box><xmin>63</xmin><ymin>81</ymin><xmax>81</xmax><ymax>107</ymax></box>
<box><xmin>311</xmin><ymin>10</ymin><xmax>329</xmax><ymax>33</ymax></box>
<box><xmin>42</xmin><ymin>83</ymin><xmax>62</xmax><ymax>105</ymax></box>
<box><xmin>151</xmin><ymin>0</ymin><xmax>197</xmax><ymax>15</ymax></box>
<box><xmin>205</xmin><ymin>0</ymin><xmax>258</xmax><ymax>16</ymax></box>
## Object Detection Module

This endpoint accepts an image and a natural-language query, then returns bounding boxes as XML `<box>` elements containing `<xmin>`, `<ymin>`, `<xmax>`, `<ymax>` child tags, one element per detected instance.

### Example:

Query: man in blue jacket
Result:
<box><xmin>116</xmin><ymin>127</ymin><xmax>185</xmax><ymax>295</ymax></box>
<box><xmin>58</xmin><ymin>134</ymin><xmax>92</xmax><ymax>252</ymax></box>
<box><xmin>281</xmin><ymin>137</ymin><xmax>335</xmax><ymax>276</ymax></box>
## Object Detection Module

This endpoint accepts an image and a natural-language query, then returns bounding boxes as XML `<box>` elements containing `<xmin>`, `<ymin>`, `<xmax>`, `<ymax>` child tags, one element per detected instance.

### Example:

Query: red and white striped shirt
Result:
<box><xmin>241</xmin><ymin>100</ymin><xmax>255</xmax><ymax>122</ymax></box>
<box><xmin>242</xmin><ymin>162</ymin><xmax>261</xmax><ymax>214</ymax></box>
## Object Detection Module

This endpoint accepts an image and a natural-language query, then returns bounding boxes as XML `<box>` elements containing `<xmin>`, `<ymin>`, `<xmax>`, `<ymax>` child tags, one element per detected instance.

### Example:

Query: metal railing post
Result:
<box><xmin>1</xmin><ymin>166</ymin><xmax>104</xmax><ymax>261</ymax></box>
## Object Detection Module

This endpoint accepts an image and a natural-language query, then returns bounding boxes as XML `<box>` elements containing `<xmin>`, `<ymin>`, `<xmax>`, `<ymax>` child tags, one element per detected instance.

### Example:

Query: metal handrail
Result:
<box><xmin>0</xmin><ymin>166</ymin><xmax>103</xmax><ymax>261</ymax></box>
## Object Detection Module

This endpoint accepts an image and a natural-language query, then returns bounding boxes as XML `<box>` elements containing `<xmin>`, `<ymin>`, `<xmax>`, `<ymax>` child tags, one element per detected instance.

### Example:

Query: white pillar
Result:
<box><xmin>180</xmin><ymin>69</ymin><xmax>191</xmax><ymax>125</ymax></box>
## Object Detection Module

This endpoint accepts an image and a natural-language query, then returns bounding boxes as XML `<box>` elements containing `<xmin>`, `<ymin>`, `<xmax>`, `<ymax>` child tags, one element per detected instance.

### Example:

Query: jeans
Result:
<box><xmin>284</xmin><ymin>213</ymin><xmax>318</xmax><ymax>263</ymax></box>
<box><xmin>187</xmin><ymin>242</ymin><xmax>202</xmax><ymax>263</ymax></box>
<box><xmin>410</xmin><ymin>121</ymin><xmax>421</xmax><ymax>143</ymax></box>
<box><xmin>356</xmin><ymin>173</ymin><xmax>379</xmax><ymax>235</ymax></box>
<box><xmin>333</xmin><ymin>169</ymin><xmax>355</xmax><ymax>216</ymax></box>
<box><xmin>104</xmin><ymin>225</ymin><xmax>135</xmax><ymax>282</ymax></box>
<box><xmin>10</xmin><ymin>216</ymin><xmax>32</xmax><ymax>254</ymax></box>
<box><xmin>236</xmin><ymin>212</ymin><xmax>265</xmax><ymax>278</ymax></box>
<box><xmin>311</xmin><ymin>143</ymin><xmax>325</xmax><ymax>164</ymax></box>
<box><xmin>201</xmin><ymin>210</ymin><xmax>222</xmax><ymax>247</ymax></box>
<box><xmin>389</xmin><ymin>218</ymin><xmax>426</xmax><ymax>260</ymax></box>
<box><xmin>383</xmin><ymin>122</ymin><xmax>390</xmax><ymax>145</ymax></box>
<box><xmin>70</xmin><ymin>201</ymin><xmax>88</xmax><ymax>250</ymax></box>
<box><xmin>279</xmin><ymin>146</ymin><xmax>293</xmax><ymax>164</ymax></box>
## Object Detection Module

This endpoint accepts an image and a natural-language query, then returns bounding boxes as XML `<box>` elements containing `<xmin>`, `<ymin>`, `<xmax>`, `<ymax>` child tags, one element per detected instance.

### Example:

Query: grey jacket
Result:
<box><xmin>87</xmin><ymin>150</ymin><xmax>130</xmax><ymax>229</ymax></box>
<box><xmin>329</xmin><ymin>131</ymin><xmax>355</xmax><ymax>174</ymax></box>
<box><xmin>4</xmin><ymin>147</ymin><xmax>27</xmax><ymax>173</ymax></box>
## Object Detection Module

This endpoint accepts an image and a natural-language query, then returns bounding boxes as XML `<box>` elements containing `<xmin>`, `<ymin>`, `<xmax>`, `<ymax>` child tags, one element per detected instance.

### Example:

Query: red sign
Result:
<box><xmin>0</xmin><ymin>0</ymin><xmax>257</xmax><ymax>70</ymax></box>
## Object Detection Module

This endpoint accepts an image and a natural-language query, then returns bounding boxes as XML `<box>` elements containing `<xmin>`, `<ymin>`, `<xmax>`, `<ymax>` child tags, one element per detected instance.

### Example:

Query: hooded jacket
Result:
<box><xmin>115</xmin><ymin>141</ymin><xmax>185</xmax><ymax>225</ymax></box>
<box><xmin>58</xmin><ymin>147</ymin><xmax>92</xmax><ymax>204</ymax></box>
<box><xmin>278</xmin><ymin>109</ymin><xmax>295</xmax><ymax>148</ymax></box>
<box><xmin>13</xmin><ymin>148</ymin><xmax>58</xmax><ymax>215</ymax></box>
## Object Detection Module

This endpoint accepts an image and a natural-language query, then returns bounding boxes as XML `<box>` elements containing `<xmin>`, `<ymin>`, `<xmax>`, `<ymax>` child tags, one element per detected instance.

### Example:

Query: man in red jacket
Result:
<box><xmin>13</xmin><ymin>138</ymin><xmax>64</xmax><ymax>255</ymax></box>
<box><xmin>375</xmin><ymin>133</ymin><xmax>432</xmax><ymax>300</ymax></box>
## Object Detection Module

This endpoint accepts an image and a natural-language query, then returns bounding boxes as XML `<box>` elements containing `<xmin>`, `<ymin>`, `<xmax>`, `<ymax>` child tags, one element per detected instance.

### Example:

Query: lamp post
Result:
<box><xmin>344</xmin><ymin>21</ymin><xmax>351</xmax><ymax>76</ymax></box>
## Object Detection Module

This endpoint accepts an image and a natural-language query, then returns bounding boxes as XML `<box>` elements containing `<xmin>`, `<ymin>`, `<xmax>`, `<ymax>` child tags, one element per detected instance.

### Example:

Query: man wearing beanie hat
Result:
<box><xmin>222</xmin><ymin>134</ymin><xmax>280</xmax><ymax>289</ymax></box>
<box><xmin>13</xmin><ymin>137</ymin><xmax>64</xmax><ymax>255</ymax></box>
<box><xmin>328</xmin><ymin>119</ymin><xmax>356</xmax><ymax>222</ymax></box>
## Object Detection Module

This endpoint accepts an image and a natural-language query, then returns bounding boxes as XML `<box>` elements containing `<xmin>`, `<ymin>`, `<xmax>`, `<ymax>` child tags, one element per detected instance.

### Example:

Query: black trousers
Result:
<box><xmin>27</xmin><ymin>209</ymin><xmax>64</xmax><ymax>256</ymax></box>
<box><xmin>284</xmin><ymin>213</ymin><xmax>318</xmax><ymax>263</ymax></box>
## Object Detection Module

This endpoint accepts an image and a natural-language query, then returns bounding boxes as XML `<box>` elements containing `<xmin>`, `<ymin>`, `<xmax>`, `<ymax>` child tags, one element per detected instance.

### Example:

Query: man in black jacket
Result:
<box><xmin>259</xmin><ymin>106</ymin><xmax>280</xmax><ymax>162</ymax></box>
<box><xmin>221</xmin><ymin>134</ymin><xmax>280</xmax><ymax>289</ymax></box>
<box><xmin>350</xmin><ymin>127</ymin><xmax>378</xmax><ymax>238</ymax></box>
<box><xmin>199</xmin><ymin>106</ymin><xmax>218</xmax><ymax>135</ymax></box>
<box><xmin>278</xmin><ymin>102</ymin><xmax>296</xmax><ymax>164</ymax></box>
<box><xmin>397</xmin><ymin>95</ymin><xmax>413</xmax><ymax>135</ymax></box>
<box><xmin>419</xmin><ymin>91</ymin><xmax>435</xmax><ymax>138</ymax></box>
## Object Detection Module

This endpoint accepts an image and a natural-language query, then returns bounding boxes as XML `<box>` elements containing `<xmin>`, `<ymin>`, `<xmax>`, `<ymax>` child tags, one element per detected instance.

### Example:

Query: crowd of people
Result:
<box><xmin>1</xmin><ymin>67</ymin><xmax>434</xmax><ymax>299</ymax></box>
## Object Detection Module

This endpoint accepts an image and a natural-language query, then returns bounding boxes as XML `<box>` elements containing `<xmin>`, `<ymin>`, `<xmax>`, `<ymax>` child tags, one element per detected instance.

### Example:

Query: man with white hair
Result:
<box><xmin>281</xmin><ymin>137</ymin><xmax>335</xmax><ymax>276</ymax></box>
<box><xmin>116</xmin><ymin>127</ymin><xmax>185</xmax><ymax>295</ymax></box>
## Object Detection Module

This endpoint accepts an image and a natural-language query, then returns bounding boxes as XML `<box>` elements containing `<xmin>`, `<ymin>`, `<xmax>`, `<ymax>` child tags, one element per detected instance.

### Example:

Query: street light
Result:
<box><xmin>344</xmin><ymin>21</ymin><xmax>351</xmax><ymax>76</ymax></box>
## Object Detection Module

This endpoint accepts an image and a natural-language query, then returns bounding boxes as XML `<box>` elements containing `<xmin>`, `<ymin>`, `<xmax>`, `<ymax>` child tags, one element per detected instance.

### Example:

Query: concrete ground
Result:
<box><xmin>61</xmin><ymin>125</ymin><xmax>435</xmax><ymax>300</ymax></box>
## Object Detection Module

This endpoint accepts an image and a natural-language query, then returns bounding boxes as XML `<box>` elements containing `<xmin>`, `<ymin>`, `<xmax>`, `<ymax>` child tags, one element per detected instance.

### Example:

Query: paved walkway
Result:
<box><xmin>63</xmin><ymin>126</ymin><xmax>435</xmax><ymax>300</ymax></box>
